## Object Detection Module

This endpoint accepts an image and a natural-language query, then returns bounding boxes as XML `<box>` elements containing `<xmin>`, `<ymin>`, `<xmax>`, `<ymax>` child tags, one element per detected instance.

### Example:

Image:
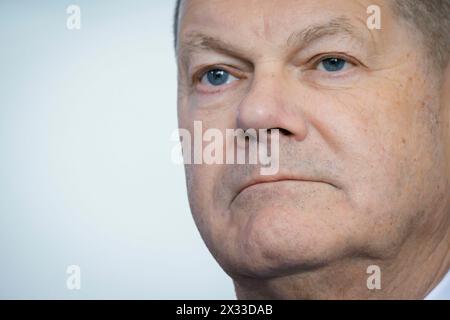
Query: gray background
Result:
<box><xmin>0</xmin><ymin>0</ymin><xmax>234</xmax><ymax>299</ymax></box>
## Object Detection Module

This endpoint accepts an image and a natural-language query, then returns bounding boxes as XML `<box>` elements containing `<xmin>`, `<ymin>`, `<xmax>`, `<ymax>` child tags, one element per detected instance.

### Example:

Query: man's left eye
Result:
<box><xmin>200</xmin><ymin>69</ymin><xmax>238</xmax><ymax>86</ymax></box>
<box><xmin>316</xmin><ymin>57</ymin><xmax>352</xmax><ymax>72</ymax></box>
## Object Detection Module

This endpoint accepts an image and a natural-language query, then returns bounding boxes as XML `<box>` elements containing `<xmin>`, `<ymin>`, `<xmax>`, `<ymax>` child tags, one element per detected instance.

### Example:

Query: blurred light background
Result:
<box><xmin>0</xmin><ymin>0</ymin><xmax>235</xmax><ymax>299</ymax></box>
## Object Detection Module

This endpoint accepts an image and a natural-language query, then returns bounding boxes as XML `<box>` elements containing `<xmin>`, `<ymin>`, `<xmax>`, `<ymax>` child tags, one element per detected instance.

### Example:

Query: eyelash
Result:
<box><xmin>307</xmin><ymin>52</ymin><xmax>363</xmax><ymax>70</ymax></box>
<box><xmin>192</xmin><ymin>65</ymin><xmax>243</xmax><ymax>85</ymax></box>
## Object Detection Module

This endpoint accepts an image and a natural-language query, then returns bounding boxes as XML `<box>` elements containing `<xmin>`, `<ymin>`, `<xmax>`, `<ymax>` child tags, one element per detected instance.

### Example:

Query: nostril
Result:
<box><xmin>272</xmin><ymin>127</ymin><xmax>292</xmax><ymax>136</ymax></box>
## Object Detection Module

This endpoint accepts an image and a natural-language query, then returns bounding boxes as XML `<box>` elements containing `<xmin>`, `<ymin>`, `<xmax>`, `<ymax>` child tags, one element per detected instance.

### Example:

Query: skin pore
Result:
<box><xmin>176</xmin><ymin>0</ymin><xmax>450</xmax><ymax>299</ymax></box>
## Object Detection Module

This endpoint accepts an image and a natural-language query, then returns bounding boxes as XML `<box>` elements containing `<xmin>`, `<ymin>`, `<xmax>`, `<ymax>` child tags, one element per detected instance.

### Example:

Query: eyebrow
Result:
<box><xmin>177</xmin><ymin>33</ymin><xmax>247</xmax><ymax>65</ymax></box>
<box><xmin>177</xmin><ymin>16</ymin><xmax>366</xmax><ymax>63</ymax></box>
<box><xmin>287</xmin><ymin>17</ymin><xmax>364</xmax><ymax>49</ymax></box>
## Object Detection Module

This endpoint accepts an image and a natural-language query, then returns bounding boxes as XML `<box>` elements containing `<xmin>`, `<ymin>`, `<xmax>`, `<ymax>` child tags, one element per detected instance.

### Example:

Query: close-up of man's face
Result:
<box><xmin>2</xmin><ymin>0</ymin><xmax>450</xmax><ymax>305</ymax></box>
<box><xmin>176</xmin><ymin>0</ymin><xmax>450</xmax><ymax>299</ymax></box>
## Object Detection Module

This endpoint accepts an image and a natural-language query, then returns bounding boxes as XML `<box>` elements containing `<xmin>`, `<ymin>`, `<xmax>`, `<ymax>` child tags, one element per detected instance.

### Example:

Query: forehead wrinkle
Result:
<box><xmin>177</xmin><ymin>14</ymin><xmax>376</xmax><ymax>69</ymax></box>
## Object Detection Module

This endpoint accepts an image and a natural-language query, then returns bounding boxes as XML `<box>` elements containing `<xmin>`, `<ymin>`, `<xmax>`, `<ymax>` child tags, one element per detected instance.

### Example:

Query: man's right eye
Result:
<box><xmin>200</xmin><ymin>69</ymin><xmax>238</xmax><ymax>86</ymax></box>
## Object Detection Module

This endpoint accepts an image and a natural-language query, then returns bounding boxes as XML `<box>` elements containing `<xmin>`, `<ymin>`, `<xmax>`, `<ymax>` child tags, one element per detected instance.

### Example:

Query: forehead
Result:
<box><xmin>178</xmin><ymin>0</ymin><xmax>392</xmax><ymax>48</ymax></box>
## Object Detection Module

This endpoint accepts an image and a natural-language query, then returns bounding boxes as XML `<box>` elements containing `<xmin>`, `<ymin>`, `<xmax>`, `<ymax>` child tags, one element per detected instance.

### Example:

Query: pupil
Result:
<box><xmin>323</xmin><ymin>58</ymin><xmax>345</xmax><ymax>71</ymax></box>
<box><xmin>207</xmin><ymin>70</ymin><xmax>229</xmax><ymax>86</ymax></box>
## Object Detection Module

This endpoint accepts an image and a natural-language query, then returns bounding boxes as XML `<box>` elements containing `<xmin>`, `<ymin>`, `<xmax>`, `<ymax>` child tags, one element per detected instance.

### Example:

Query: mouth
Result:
<box><xmin>232</xmin><ymin>175</ymin><xmax>338</xmax><ymax>204</ymax></box>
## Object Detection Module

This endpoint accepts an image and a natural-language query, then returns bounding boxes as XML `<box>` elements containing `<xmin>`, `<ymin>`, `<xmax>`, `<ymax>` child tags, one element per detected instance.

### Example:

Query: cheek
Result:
<box><xmin>178</xmin><ymin>92</ymin><xmax>241</xmax><ymax>233</ymax></box>
<box><xmin>184</xmin><ymin>164</ymin><xmax>219</xmax><ymax>242</ymax></box>
<box><xmin>310</xmin><ymin>87</ymin><xmax>417</xmax><ymax>217</ymax></box>
<box><xmin>327</xmin><ymin>82</ymin><xmax>445</xmax><ymax>248</ymax></box>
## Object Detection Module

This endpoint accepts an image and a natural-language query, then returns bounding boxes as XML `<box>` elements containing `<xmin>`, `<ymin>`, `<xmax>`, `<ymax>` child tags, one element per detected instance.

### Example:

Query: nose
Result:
<box><xmin>237</xmin><ymin>66</ymin><xmax>308</xmax><ymax>141</ymax></box>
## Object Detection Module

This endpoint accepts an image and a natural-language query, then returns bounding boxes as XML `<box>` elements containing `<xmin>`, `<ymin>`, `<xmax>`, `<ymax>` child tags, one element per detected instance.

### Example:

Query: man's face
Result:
<box><xmin>176</xmin><ymin>0</ymin><xmax>450</xmax><ymax>279</ymax></box>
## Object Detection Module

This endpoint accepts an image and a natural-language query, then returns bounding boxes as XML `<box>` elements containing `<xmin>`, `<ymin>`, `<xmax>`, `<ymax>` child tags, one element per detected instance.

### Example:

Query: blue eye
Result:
<box><xmin>317</xmin><ymin>57</ymin><xmax>350</xmax><ymax>72</ymax></box>
<box><xmin>201</xmin><ymin>69</ymin><xmax>237</xmax><ymax>86</ymax></box>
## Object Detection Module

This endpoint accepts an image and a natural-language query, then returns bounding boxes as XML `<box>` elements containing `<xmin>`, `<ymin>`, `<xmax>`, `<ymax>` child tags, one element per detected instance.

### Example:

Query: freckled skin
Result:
<box><xmin>177</xmin><ymin>0</ymin><xmax>450</xmax><ymax>299</ymax></box>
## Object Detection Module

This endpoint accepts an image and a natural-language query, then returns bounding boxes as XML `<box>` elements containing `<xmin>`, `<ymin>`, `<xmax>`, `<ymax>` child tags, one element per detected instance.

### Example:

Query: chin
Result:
<box><xmin>216</xmin><ymin>205</ymin><xmax>357</xmax><ymax>279</ymax></box>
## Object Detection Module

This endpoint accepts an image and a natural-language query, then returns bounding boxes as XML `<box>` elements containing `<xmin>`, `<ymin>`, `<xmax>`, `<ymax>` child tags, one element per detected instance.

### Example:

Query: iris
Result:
<box><xmin>320</xmin><ymin>58</ymin><xmax>347</xmax><ymax>72</ymax></box>
<box><xmin>205</xmin><ymin>69</ymin><xmax>230</xmax><ymax>86</ymax></box>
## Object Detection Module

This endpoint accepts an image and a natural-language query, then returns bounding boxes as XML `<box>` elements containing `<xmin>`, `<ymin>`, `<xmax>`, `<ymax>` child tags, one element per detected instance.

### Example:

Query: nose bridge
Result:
<box><xmin>236</xmin><ymin>60</ymin><xmax>308</xmax><ymax>141</ymax></box>
<box><xmin>237</xmin><ymin>61</ymin><xmax>284</xmax><ymax>125</ymax></box>
<box><xmin>251</xmin><ymin>59</ymin><xmax>285</xmax><ymax>97</ymax></box>
<box><xmin>254</xmin><ymin>60</ymin><xmax>286</xmax><ymax>100</ymax></box>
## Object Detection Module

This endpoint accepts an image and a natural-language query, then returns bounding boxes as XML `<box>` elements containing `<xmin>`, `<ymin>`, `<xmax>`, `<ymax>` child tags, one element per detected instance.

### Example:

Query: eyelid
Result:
<box><xmin>306</xmin><ymin>52</ymin><xmax>366</xmax><ymax>70</ymax></box>
<box><xmin>192</xmin><ymin>64</ymin><xmax>246</xmax><ymax>85</ymax></box>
